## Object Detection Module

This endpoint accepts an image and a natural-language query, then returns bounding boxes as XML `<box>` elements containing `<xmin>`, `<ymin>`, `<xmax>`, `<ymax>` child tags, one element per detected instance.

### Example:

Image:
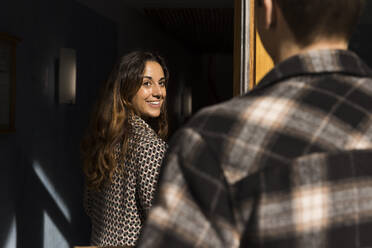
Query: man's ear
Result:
<box><xmin>262</xmin><ymin>0</ymin><xmax>276</xmax><ymax>29</ymax></box>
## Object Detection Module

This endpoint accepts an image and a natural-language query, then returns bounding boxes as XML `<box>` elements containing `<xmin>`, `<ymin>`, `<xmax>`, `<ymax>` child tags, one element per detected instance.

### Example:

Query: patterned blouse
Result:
<box><xmin>84</xmin><ymin>115</ymin><xmax>167</xmax><ymax>247</ymax></box>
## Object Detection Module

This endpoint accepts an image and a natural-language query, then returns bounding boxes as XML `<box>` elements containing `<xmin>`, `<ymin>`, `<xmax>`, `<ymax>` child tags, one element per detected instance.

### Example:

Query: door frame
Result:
<box><xmin>233</xmin><ymin>0</ymin><xmax>274</xmax><ymax>96</ymax></box>
<box><xmin>233</xmin><ymin>0</ymin><xmax>256</xmax><ymax>96</ymax></box>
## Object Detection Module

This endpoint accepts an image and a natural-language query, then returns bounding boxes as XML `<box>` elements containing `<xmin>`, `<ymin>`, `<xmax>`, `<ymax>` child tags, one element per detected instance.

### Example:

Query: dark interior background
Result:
<box><xmin>349</xmin><ymin>1</ymin><xmax>372</xmax><ymax>67</ymax></box>
<box><xmin>0</xmin><ymin>0</ymin><xmax>371</xmax><ymax>247</ymax></box>
<box><xmin>140</xmin><ymin>7</ymin><xmax>234</xmax><ymax>132</ymax></box>
<box><xmin>0</xmin><ymin>0</ymin><xmax>234</xmax><ymax>247</ymax></box>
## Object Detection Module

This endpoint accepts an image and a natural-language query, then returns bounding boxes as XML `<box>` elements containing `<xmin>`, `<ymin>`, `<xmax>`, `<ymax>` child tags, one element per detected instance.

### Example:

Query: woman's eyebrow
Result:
<box><xmin>143</xmin><ymin>76</ymin><xmax>166</xmax><ymax>81</ymax></box>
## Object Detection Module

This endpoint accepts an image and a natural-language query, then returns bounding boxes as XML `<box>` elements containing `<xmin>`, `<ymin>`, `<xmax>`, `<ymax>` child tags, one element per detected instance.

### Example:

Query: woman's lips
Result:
<box><xmin>146</xmin><ymin>100</ymin><xmax>162</xmax><ymax>108</ymax></box>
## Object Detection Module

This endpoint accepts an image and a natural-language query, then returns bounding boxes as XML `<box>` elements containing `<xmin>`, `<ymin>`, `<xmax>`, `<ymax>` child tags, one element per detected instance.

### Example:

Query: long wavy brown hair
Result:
<box><xmin>81</xmin><ymin>51</ymin><xmax>169</xmax><ymax>191</ymax></box>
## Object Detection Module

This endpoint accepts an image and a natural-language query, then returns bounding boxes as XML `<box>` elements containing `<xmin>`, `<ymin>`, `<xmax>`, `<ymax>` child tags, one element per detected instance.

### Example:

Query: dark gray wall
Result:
<box><xmin>192</xmin><ymin>53</ymin><xmax>233</xmax><ymax>114</ymax></box>
<box><xmin>350</xmin><ymin>1</ymin><xmax>372</xmax><ymax>67</ymax></box>
<box><xmin>76</xmin><ymin>0</ymin><xmax>203</xmax><ymax>133</ymax></box>
<box><xmin>0</xmin><ymin>0</ymin><xmax>117</xmax><ymax>247</ymax></box>
<box><xmin>0</xmin><ymin>0</ymin><xmax>205</xmax><ymax>247</ymax></box>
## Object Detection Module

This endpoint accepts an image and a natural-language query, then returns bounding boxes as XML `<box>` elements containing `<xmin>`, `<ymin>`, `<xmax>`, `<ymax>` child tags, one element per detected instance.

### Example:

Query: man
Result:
<box><xmin>138</xmin><ymin>0</ymin><xmax>372</xmax><ymax>247</ymax></box>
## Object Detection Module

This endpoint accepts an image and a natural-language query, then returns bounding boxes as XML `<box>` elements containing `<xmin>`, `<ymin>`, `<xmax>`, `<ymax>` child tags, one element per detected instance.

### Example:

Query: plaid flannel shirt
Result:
<box><xmin>137</xmin><ymin>50</ymin><xmax>372</xmax><ymax>248</ymax></box>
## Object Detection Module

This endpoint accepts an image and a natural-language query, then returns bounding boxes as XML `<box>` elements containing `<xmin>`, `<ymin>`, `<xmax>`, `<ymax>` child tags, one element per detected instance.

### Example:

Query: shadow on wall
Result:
<box><xmin>14</xmin><ymin>159</ymin><xmax>86</xmax><ymax>248</ymax></box>
<box><xmin>0</xmin><ymin>137</ymin><xmax>19</xmax><ymax>248</ymax></box>
<box><xmin>0</xmin><ymin>149</ymin><xmax>89</xmax><ymax>248</ymax></box>
<box><xmin>5</xmin><ymin>98</ymin><xmax>94</xmax><ymax>248</ymax></box>
<box><xmin>0</xmin><ymin>0</ymin><xmax>117</xmax><ymax>247</ymax></box>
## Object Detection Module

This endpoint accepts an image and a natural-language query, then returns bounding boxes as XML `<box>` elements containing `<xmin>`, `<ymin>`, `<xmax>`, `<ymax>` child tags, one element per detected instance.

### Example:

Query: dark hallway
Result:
<box><xmin>0</xmin><ymin>0</ymin><xmax>234</xmax><ymax>247</ymax></box>
<box><xmin>1</xmin><ymin>0</ymin><xmax>372</xmax><ymax>247</ymax></box>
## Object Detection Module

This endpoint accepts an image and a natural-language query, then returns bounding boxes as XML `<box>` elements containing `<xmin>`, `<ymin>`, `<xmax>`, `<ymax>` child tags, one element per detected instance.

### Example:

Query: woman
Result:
<box><xmin>81</xmin><ymin>51</ymin><xmax>169</xmax><ymax>247</ymax></box>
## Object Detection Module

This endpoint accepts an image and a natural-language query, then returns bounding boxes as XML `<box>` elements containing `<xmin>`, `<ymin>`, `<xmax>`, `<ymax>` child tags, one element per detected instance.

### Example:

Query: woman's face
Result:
<box><xmin>132</xmin><ymin>61</ymin><xmax>166</xmax><ymax>119</ymax></box>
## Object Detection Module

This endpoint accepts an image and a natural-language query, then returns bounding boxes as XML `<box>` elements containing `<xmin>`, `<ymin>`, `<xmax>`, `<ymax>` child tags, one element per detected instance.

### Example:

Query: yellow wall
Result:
<box><xmin>255</xmin><ymin>31</ymin><xmax>274</xmax><ymax>84</ymax></box>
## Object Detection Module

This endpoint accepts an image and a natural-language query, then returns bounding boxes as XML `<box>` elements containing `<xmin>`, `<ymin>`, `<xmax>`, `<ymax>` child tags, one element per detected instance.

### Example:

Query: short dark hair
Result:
<box><xmin>275</xmin><ymin>0</ymin><xmax>365</xmax><ymax>46</ymax></box>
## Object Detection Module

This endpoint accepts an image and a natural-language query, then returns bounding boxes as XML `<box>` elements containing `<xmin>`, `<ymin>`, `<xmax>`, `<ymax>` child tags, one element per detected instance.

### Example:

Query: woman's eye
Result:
<box><xmin>159</xmin><ymin>81</ymin><xmax>165</xmax><ymax>87</ymax></box>
<box><xmin>143</xmin><ymin>81</ymin><xmax>151</xmax><ymax>86</ymax></box>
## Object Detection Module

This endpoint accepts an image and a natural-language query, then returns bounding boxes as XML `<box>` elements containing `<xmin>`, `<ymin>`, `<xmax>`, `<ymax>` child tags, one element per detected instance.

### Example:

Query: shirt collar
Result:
<box><xmin>249</xmin><ymin>49</ymin><xmax>372</xmax><ymax>94</ymax></box>
<box><xmin>129</xmin><ymin>114</ymin><xmax>156</xmax><ymax>134</ymax></box>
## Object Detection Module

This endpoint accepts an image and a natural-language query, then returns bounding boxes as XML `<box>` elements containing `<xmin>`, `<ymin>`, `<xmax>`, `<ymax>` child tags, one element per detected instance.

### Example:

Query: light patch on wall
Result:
<box><xmin>43</xmin><ymin>212</ymin><xmax>69</xmax><ymax>248</ymax></box>
<box><xmin>183</xmin><ymin>87</ymin><xmax>192</xmax><ymax>117</ymax></box>
<box><xmin>59</xmin><ymin>48</ymin><xmax>76</xmax><ymax>104</ymax></box>
<box><xmin>33</xmin><ymin>161</ymin><xmax>71</xmax><ymax>222</ymax></box>
<box><xmin>4</xmin><ymin>215</ymin><xmax>16</xmax><ymax>248</ymax></box>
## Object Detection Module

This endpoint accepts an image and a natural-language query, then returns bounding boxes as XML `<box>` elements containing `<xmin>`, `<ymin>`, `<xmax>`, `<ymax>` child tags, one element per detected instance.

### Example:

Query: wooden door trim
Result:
<box><xmin>249</xmin><ymin>0</ymin><xmax>256</xmax><ymax>90</ymax></box>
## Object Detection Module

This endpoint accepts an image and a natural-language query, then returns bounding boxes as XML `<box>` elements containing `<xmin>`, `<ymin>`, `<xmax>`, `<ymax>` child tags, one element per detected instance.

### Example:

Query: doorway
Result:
<box><xmin>233</xmin><ymin>0</ymin><xmax>273</xmax><ymax>96</ymax></box>
<box><xmin>141</xmin><ymin>6</ymin><xmax>235</xmax><ymax>133</ymax></box>
<box><xmin>233</xmin><ymin>0</ymin><xmax>372</xmax><ymax>96</ymax></box>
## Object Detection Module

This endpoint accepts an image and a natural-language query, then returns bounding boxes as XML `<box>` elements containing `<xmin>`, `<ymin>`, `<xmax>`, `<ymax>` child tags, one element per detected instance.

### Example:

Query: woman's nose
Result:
<box><xmin>152</xmin><ymin>84</ymin><xmax>161</xmax><ymax>97</ymax></box>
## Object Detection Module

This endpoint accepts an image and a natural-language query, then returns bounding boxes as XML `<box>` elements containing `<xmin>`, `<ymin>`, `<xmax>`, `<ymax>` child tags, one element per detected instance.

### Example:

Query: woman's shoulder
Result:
<box><xmin>128</xmin><ymin>127</ymin><xmax>166</xmax><ymax>167</ymax></box>
<box><xmin>129</xmin><ymin>116</ymin><xmax>166</xmax><ymax>148</ymax></box>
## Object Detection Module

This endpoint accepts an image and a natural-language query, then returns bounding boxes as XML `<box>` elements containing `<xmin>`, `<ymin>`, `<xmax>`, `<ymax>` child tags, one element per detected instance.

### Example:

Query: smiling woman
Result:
<box><xmin>81</xmin><ymin>51</ymin><xmax>169</xmax><ymax>247</ymax></box>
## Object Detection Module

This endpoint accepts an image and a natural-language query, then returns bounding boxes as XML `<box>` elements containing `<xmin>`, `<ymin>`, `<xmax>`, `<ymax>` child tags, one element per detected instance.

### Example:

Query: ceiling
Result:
<box><xmin>126</xmin><ymin>0</ymin><xmax>235</xmax><ymax>52</ymax></box>
<box><xmin>120</xmin><ymin>0</ymin><xmax>233</xmax><ymax>8</ymax></box>
<box><xmin>143</xmin><ymin>8</ymin><xmax>234</xmax><ymax>52</ymax></box>
<box><xmin>77</xmin><ymin>0</ymin><xmax>235</xmax><ymax>52</ymax></box>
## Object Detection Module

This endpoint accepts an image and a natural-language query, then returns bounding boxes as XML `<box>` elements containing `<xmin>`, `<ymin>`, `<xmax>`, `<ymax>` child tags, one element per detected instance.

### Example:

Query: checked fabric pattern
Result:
<box><xmin>137</xmin><ymin>50</ymin><xmax>372</xmax><ymax>248</ymax></box>
<box><xmin>84</xmin><ymin>115</ymin><xmax>167</xmax><ymax>247</ymax></box>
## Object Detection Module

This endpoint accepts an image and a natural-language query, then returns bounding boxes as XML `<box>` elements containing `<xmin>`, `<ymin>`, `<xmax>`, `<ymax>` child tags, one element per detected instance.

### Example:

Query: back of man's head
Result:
<box><xmin>276</xmin><ymin>0</ymin><xmax>365</xmax><ymax>47</ymax></box>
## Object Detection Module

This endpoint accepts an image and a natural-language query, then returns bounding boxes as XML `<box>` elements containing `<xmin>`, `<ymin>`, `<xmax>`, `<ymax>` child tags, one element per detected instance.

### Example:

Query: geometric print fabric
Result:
<box><xmin>85</xmin><ymin>115</ymin><xmax>166</xmax><ymax>247</ymax></box>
